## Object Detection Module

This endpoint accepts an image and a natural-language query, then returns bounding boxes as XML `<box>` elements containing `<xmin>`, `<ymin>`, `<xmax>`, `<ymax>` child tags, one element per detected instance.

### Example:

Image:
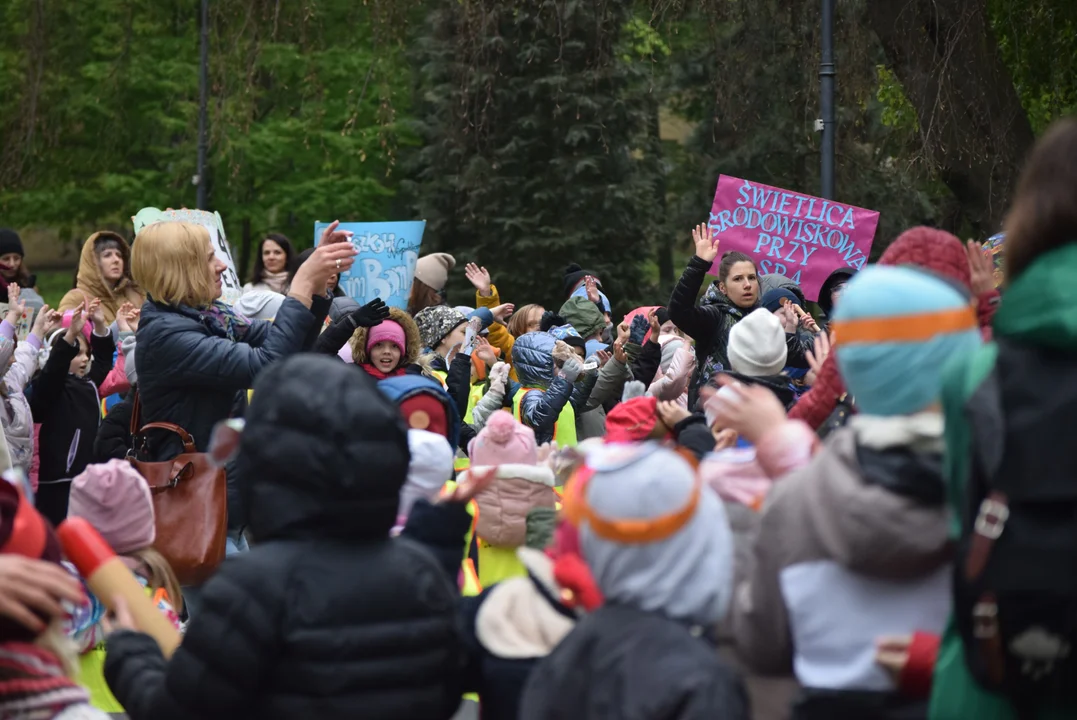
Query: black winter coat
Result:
<box><xmin>134</xmin><ymin>294</ymin><xmax>328</xmax><ymax>529</ymax></box>
<box><xmin>520</xmin><ymin>604</ymin><xmax>750</xmax><ymax>720</ymax></box>
<box><xmin>31</xmin><ymin>330</ymin><xmax>114</xmax><ymax>486</ymax></box>
<box><xmin>104</xmin><ymin>355</ymin><xmax>465</xmax><ymax>720</ymax></box>
<box><xmin>668</xmin><ymin>255</ymin><xmax>759</xmax><ymax>409</ymax></box>
<box><xmin>94</xmin><ymin>394</ymin><xmax>132</xmax><ymax>462</ymax></box>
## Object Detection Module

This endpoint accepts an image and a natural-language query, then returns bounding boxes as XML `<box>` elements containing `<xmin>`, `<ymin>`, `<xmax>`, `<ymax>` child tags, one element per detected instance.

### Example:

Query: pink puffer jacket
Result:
<box><xmin>467</xmin><ymin>464</ymin><xmax>557</xmax><ymax>547</ymax></box>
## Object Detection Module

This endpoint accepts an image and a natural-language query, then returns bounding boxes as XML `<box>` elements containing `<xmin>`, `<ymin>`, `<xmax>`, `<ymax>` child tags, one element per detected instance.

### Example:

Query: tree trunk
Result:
<box><xmin>239</xmin><ymin>217</ymin><xmax>252</xmax><ymax>284</ymax></box>
<box><xmin>865</xmin><ymin>0</ymin><xmax>1035</xmax><ymax>235</ymax></box>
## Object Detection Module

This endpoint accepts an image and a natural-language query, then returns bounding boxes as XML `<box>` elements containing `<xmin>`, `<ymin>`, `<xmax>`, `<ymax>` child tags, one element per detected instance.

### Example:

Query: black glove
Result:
<box><xmin>349</xmin><ymin>298</ymin><xmax>390</xmax><ymax>328</ymax></box>
<box><xmin>628</xmin><ymin>315</ymin><xmax>649</xmax><ymax>345</ymax></box>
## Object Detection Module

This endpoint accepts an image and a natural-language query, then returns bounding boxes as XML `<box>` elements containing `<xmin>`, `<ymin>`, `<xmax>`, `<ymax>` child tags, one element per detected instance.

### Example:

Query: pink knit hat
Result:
<box><xmin>61</xmin><ymin>309</ymin><xmax>92</xmax><ymax>342</ymax></box>
<box><xmin>469</xmin><ymin>410</ymin><xmax>538</xmax><ymax>466</ymax></box>
<box><xmin>68</xmin><ymin>460</ymin><xmax>156</xmax><ymax>554</ymax></box>
<box><xmin>366</xmin><ymin>319</ymin><xmax>407</xmax><ymax>355</ymax></box>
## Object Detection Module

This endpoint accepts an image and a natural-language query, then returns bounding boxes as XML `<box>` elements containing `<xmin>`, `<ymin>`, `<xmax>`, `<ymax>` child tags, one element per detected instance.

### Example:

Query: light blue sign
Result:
<box><xmin>313</xmin><ymin>220</ymin><xmax>426</xmax><ymax>309</ymax></box>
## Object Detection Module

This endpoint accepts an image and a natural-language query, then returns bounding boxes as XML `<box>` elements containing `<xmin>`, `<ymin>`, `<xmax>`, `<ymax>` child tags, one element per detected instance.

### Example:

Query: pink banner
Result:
<box><xmin>708</xmin><ymin>175</ymin><xmax>879</xmax><ymax>301</ymax></box>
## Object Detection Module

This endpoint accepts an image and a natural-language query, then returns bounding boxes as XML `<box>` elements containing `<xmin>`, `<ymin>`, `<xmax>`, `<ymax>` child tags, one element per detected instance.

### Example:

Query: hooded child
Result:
<box><xmin>731</xmin><ymin>266</ymin><xmax>981</xmax><ymax>720</ymax></box>
<box><xmin>65</xmin><ymin>460</ymin><xmax>182</xmax><ymax>713</ymax></box>
<box><xmin>520</xmin><ymin>443</ymin><xmax>749</xmax><ymax>720</ymax></box>
<box><xmin>349</xmin><ymin>308</ymin><xmax>422</xmax><ymax>380</ymax></box>
<box><xmin>0</xmin><ymin>479</ymin><xmax>110</xmax><ymax>720</ymax></box>
<box><xmin>31</xmin><ymin>303</ymin><xmax>115</xmax><ymax>525</ymax></box>
<box><xmin>102</xmin><ymin>355</ymin><xmax>465</xmax><ymax>720</ymax></box>
<box><xmin>724</xmin><ymin>308</ymin><xmax>797</xmax><ymax>409</ymax></box>
<box><xmin>461</xmin><ymin>411</ymin><xmax>557</xmax><ymax>587</ymax></box>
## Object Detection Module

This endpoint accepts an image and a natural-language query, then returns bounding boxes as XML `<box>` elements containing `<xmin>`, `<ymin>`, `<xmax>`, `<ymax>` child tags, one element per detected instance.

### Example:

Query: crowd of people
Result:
<box><xmin>0</xmin><ymin>117</ymin><xmax>1074</xmax><ymax>720</ymax></box>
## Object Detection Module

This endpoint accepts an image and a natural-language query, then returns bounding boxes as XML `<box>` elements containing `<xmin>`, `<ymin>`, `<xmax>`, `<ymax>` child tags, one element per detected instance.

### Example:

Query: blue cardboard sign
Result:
<box><xmin>313</xmin><ymin>221</ymin><xmax>426</xmax><ymax>309</ymax></box>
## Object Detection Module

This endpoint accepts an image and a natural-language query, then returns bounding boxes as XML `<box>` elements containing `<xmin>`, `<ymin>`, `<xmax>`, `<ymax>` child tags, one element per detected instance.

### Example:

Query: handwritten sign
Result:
<box><xmin>708</xmin><ymin>175</ymin><xmax>879</xmax><ymax>300</ymax></box>
<box><xmin>313</xmin><ymin>221</ymin><xmax>425</xmax><ymax>310</ymax></box>
<box><xmin>132</xmin><ymin>207</ymin><xmax>242</xmax><ymax>305</ymax></box>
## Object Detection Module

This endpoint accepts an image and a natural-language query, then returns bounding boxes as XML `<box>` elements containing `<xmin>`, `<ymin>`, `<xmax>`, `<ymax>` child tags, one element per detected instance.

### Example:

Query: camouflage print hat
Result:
<box><xmin>414</xmin><ymin>305</ymin><xmax>467</xmax><ymax>351</ymax></box>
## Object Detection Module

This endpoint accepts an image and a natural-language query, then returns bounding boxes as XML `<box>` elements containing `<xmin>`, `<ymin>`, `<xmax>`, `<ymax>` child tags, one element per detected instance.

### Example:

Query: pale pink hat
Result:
<box><xmin>468</xmin><ymin>410</ymin><xmax>538</xmax><ymax>466</ymax></box>
<box><xmin>68</xmin><ymin>459</ymin><xmax>155</xmax><ymax>554</ymax></box>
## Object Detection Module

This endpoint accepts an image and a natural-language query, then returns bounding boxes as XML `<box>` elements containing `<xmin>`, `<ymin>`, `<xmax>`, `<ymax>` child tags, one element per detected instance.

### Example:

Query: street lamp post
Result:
<box><xmin>195</xmin><ymin>0</ymin><xmax>209</xmax><ymax>210</ymax></box>
<box><xmin>820</xmin><ymin>0</ymin><xmax>836</xmax><ymax>199</ymax></box>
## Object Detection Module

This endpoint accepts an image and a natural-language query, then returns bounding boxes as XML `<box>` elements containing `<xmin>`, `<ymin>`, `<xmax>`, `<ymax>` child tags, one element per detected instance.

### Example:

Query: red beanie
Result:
<box><xmin>604</xmin><ymin>396</ymin><xmax>659</xmax><ymax>443</ymax></box>
<box><xmin>879</xmin><ymin>227</ymin><xmax>971</xmax><ymax>291</ymax></box>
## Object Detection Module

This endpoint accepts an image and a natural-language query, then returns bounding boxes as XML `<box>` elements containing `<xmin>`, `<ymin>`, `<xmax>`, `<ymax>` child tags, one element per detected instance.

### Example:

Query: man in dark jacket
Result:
<box><xmin>104</xmin><ymin>355</ymin><xmax>465</xmax><ymax>720</ymax></box>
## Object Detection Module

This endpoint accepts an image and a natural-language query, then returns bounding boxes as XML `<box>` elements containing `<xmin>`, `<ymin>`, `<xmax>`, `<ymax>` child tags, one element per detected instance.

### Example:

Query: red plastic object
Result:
<box><xmin>57</xmin><ymin>517</ymin><xmax>115</xmax><ymax>577</ymax></box>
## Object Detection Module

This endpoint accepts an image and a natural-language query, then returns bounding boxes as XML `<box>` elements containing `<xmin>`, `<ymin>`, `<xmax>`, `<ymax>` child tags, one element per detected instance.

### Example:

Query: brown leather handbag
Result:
<box><xmin>127</xmin><ymin>391</ymin><xmax>228</xmax><ymax>586</ymax></box>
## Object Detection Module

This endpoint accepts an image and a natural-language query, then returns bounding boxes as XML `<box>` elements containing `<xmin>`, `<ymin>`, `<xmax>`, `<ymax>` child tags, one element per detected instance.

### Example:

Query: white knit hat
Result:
<box><xmin>727</xmin><ymin>308</ymin><xmax>788</xmax><ymax>377</ymax></box>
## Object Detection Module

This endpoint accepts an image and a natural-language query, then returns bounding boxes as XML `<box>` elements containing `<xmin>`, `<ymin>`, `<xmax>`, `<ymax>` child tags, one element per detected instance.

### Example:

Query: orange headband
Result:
<box><xmin>831</xmin><ymin>304</ymin><xmax>977</xmax><ymax>346</ymax></box>
<box><xmin>562</xmin><ymin>463</ymin><xmax>701</xmax><ymax>544</ymax></box>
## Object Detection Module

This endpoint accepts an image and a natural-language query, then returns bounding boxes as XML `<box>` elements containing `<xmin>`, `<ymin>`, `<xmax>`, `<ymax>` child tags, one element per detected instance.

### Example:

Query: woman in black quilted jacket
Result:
<box><xmin>668</xmin><ymin>223</ymin><xmax>761</xmax><ymax>409</ymax></box>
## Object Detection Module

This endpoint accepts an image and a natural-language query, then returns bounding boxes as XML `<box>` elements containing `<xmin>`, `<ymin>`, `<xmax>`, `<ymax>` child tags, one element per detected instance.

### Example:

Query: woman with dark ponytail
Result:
<box><xmin>667</xmin><ymin>223</ymin><xmax>761</xmax><ymax>408</ymax></box>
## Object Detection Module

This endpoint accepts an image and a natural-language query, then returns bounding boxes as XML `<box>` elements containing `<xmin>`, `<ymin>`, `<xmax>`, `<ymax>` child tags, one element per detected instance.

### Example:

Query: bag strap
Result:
<box><xmin>129</xmin><ymin>390</ymin><xmax>198</xmax><ymax>454</ymax></box>
<box><xmin>130</xmin><ymin>389</ymin><xmax>142</xmax><ymax>436</ymax></box>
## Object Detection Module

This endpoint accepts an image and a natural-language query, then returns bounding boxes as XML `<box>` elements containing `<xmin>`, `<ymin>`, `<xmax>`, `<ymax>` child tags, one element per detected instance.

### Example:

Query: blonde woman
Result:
<box><xmin>130</xmin><ymin>220</ymin><xmax>355</xmax><ymax>564</ymax></box>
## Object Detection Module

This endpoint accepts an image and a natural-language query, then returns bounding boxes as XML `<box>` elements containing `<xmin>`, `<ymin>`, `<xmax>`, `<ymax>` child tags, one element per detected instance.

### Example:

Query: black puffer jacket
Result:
<box><xmin>105</xmin><ymin>355</ymin><xmax>464</xmax><ymax>720</ymax></box>
<box><xmin>520</xmin><ymin>604</ymin><xmax>749</xmax><ymax>720</ymax></box>
<box><xmin>134</xmin><ymin>294</ymin><xmax>328</xmax><ymax>529</ymax></box>
<box><xmin>668</xmin><ymin>255</ymin><xmax>759</xmax><ymax>409</ymax></box>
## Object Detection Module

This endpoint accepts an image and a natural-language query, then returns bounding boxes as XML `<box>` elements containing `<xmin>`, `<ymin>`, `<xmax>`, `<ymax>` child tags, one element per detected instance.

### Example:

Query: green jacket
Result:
<box><xmin>930</xmin><ymin>244</ymin><xmax>1077</xmax><ymax>720</ymax></box>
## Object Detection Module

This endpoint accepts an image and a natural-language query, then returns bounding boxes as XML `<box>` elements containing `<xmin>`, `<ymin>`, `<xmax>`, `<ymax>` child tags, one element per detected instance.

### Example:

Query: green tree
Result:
<box><xmin>406</xmin><ymin>0</ymin><xmax>662</xmax><ymax>313</ymax></box>
<box><xmin>0</xmin><ymin>0</ymin><xmax>418</xmax><ymax>278</ymax></box>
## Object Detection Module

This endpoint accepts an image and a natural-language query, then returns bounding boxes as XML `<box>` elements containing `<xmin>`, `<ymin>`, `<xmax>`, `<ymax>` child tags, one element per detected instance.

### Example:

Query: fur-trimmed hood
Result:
<box><xmin>348</xmin><ymin>307</ymin><xmax>421</xmax><ymax>368</ymax></box>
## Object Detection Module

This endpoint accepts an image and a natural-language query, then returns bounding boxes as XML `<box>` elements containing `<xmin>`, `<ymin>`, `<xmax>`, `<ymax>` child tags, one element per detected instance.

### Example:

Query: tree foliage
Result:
<box><xmin>0</xmin><ymin>0</ymin><xmax>417</xmax><ymax>276</ymax></box>
<box><xmin>405</xmin><ymin>0</ymin><xmax>662</xmax><ymax>313</ymax></box>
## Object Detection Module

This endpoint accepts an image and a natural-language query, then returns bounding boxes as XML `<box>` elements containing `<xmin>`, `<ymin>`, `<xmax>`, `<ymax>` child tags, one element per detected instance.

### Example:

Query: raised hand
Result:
<box><xmin>966</xmin><ymin>239</ymin><xmax>995</xmax><ymax>295</ymax></box>
<box><xmin>464</xmin><ymin>263</ymin><xmax>493</xmax><ymax>297</ymax></box>
<box><xmin>350</xmin><ymin>298</ymin><xmax>390</xmax><ymax>328</ymax></box>
<box><xmin>584</xmin><ymin>276</ymin><xmax>600</xmax><ymax>304</ymax></box>
<box><xmin>319</xmin><ymin>219</ymin><xmax>354</xmax><ymax>247</ymax></box>
<box><xmin>116</xmin><ymin>302</ymin><xmax>134</xmax><ymax>333</ymax></box>
<box><xmin>804</xmin><ymin>331</ymin><xmax>832</xmax><ymax>386</ymax></box>
<box><xmin>124</xmin><ymin>306</ymin><xmax>142</xmax><ymax>332</ymax></box>
<box><xmin>4</xmin><ymin>283</ymin><xmax>24</xmax><ymax>327</ymax></box>
<box><xmin>647</xmin><ymin>309</ymin><xmax>661</xmax><ymax>339</ymax></box>
<box><xmin>440</xmin><ymin>466</ymin><xmax>498</xmax><ymax>504</ymax></box>
<box><xmin>703</xmin><ymin>376</ymin><xmax>788</xmax><ymax>444</ymax></box>
<box><xmin>692</xmin><ymin>222</ymin><xmax>719</xmax><ymax>263</ymax></box>
<box><xmin>491</xmin><ymin>303</ymin><xmax>515</xmax><ymax>323</ymax></box>
<box><xmin>87</xmin><ymin>297</ymin><xmax>106</xmax><ymax>334</ymax></box>
<box><xmin>65</xmin><ymin>304</ymin><xmax>87</xmax><ymax>343</ymax></box>
<box><xmin>293</xmin><ymin>241</ymin><xmax>358</xmax><ymax>298</ymax></box>
<box><xmin>656</xmin><ymin>400</ymin><xmax>691</xmax><ymax>429</ymax></box>
<box><xmin>37</xmin><ymin>307</ymin><xmax>63</xmax><ymax>339</ymax></box>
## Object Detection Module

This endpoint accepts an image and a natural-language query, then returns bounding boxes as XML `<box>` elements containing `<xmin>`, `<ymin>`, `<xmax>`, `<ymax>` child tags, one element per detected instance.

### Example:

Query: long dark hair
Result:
<box><xmin>248</xmin><ymin>233</ymin><xmax>294</xmax><ymax>285</ymax></box>
<box><xmin>407</xmin><ymin>278</ymin><xmax>443</xmax><ymax>316</ymax></box>
<box><xmin>1003</xmin><ymin>118</ymin><xmax>1077</xmax><ymax>283</ymax></box>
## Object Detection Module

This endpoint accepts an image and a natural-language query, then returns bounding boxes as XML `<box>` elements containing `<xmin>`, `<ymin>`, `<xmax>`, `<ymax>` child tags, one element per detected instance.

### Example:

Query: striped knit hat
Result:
<box><xmin>831</xmin><ymin>265</ymin><xmax>981</xmax><ymax>416</ymax></box>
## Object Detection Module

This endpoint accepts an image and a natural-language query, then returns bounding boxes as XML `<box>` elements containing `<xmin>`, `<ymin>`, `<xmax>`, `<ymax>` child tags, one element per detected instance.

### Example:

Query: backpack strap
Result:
<box><xmin>953</xmin><ymin>343</ymin><xmax>1008</xmax><ymax>686</ymax></box>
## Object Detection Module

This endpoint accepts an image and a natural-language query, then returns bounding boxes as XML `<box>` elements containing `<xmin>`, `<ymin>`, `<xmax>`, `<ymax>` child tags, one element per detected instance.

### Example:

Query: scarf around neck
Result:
<box><xmin>361</xmin><ymin>363</ymin><xmax>406</xmax><ymax>381</ymax></box>
<box><xmin>0</xmin><ymin>642</ymin><xmax>91</xmax><ymax>716</ymax></box>
<box><xmin>258</xmin><ymin>270</ymin><xmax>290</xmax><ymax>295</ymax></box>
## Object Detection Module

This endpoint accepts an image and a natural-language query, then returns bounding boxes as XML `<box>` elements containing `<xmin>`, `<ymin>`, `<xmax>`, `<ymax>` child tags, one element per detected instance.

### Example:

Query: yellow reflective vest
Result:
<box><xmin>512</xmin><ymin>387</ymin><xmax>577</xmax><ymax>448</ymax></box>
